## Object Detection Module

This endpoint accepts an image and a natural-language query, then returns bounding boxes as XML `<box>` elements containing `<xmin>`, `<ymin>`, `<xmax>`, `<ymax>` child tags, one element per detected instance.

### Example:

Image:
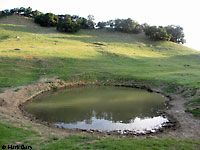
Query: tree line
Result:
<box><xmin>0</xmin><ymin>7</ymin><xmax>185</xmax><ymax>44</ymax></box>
<box><xmin>0</xmin><ymin>7</ymin><xmax>41</xmax><ymax>18</ymax></box>
<box><xmin>96</xmin><ymin>19</ymin><xmax>185</xmax><ymax>44</ymax></box>
<box><xmin>0</xmin><ymin>7</ymin><xmax>95</xmax><ymax>31</ymax></box>
<box><xmin>144</xmin><ymin>25</ymin><xmax>185</xmax><ymax>44</ymax></box>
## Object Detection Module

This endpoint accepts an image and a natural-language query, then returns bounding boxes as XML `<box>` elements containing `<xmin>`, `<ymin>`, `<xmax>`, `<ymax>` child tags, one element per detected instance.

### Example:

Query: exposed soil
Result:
<box><xmin>0</xmin><ymin>78</ymin><xmax>199</xmax><ymax>139</ymax></box>
<box><xmin>151</xmin><ymin>86</ymin><xmax>200</xmax><ymax>138</ymax></box>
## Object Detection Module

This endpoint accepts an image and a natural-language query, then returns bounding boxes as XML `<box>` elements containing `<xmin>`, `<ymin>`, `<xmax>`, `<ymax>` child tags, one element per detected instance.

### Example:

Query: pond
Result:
<box><xmin>25</xmin><ymin>86</ymin><xmax>169</xmax><ymax>134</ymax></box>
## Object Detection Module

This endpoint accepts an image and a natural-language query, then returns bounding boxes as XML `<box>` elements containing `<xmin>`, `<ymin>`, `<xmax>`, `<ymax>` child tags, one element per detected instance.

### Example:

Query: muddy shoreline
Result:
<box><xmin>0</xmin><ymin>78</ymin><xmax>199</xmax><ymax>139</ymax></box>
<box><xmin>19</xmin><ymin>83</ymin><xmax>178</xmax><ymax>136</ymax></box>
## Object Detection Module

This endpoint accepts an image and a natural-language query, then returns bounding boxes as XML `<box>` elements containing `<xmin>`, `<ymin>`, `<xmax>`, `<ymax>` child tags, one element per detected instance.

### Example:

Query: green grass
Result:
<box><xmin>185</xmin><ymin>97</ymin><xmax>200</xmax><ymax>105</ymax></box>
<box><xmin>1</xmin><ymin>15</ymin><xmax>200</xmax><ymax>149</ymax></box>
<box><xmin>186</xmin><ymin>108</ymin><xmax>200</xmax><ymax>117</ymax></box>
<box><xmin>0</xmin><ymin>121</ymin><xmax>199</xmax><ymax>150</ymax></box>
<box><xmin>0</xmin><ymin>122</ymin><xmax>40</xmax><ymax>148</ymax></box>
<box><xmin>1</xmin><ymin>15</ymin><xmax>200</xmax><ymax>89</ymax></box>
<box><xmin>185</xmin><ymin>97</ymin><xmax>200</xmax><ymax>117</ymax></box>
<box><xmin>42</xmin><ymin>136</ymin><xmax>200</xmax><ymax>150</ymax></box>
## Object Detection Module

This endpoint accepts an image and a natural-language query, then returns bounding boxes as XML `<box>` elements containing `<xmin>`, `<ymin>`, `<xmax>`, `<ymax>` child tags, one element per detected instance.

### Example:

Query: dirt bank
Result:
<box><xmin>0</xmin><ymin>78</ymin><xmax>199</xmax><ymax>139</ymax></box>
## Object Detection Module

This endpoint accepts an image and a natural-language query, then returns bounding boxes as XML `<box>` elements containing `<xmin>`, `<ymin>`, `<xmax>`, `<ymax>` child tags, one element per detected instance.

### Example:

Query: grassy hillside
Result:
<box><xmin>1</xmin><ymin>15</ymin><xmax>200</xmax><ymax>89</ymax></box>
<box><xmin>0</xmin><ymin>15</ymin><xmax>200</xmax><ymax>149</ymax></box>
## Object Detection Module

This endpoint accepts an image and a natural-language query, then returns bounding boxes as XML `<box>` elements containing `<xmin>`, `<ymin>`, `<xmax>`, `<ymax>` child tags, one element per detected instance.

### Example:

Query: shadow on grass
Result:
<box><xmin>1</xmin><ymin>49</ymin><xmax>200</xmax><ymax>88</ymax></box>
<box><xmin>51</xmin><ymin>30</ymin><xmax>155</xmax><ymax>45</ymax></box>
<box><xmin>50</xmin><ymin>29</ymin><xmax>188</xmax><ymax>52</ymax></box>
<box><xmin>0</xmin><ymin>23</ymin><xmax>172</xmax><ymax>48</ymax></box>
<box><xmin>0</xmin><ymin>35</ymin><xmax>9</xmax><ymax>41</ymax></box>
<box><xmin>0</xmin><ymin>24</ymin><xmax>58</xmax><ymax>34</ymax></box>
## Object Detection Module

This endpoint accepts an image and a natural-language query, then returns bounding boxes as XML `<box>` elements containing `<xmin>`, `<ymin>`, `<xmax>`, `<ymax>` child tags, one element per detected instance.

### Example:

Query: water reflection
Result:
<box><xmin>25</xmin><ymin>86</ymin><xmax>168</xmax><ymax>133</ymax></box>
<box><xmin>54</xmin><ymin>115</ymin><xmax>168</xmax><ymax>133</ymax></box>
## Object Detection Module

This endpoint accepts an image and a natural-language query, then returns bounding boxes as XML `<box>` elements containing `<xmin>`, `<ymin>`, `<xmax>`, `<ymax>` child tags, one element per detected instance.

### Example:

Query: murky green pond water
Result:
<box><xmin>25</xmin><ymin>86</ymin><xmax>168</xmax><ymax>133</ymax></box>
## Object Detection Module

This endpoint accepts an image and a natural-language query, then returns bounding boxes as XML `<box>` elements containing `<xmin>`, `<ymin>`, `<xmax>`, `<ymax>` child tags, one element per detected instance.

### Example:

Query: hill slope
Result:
<box><xmin>0</xmin><ymin>15</ymin><xmax>200</xmax><ymax>89</ymax></box>
<box><xmin>0</xmin><ymin>15</ymin><xmax>200</xmax><ymax>149</ymax></box>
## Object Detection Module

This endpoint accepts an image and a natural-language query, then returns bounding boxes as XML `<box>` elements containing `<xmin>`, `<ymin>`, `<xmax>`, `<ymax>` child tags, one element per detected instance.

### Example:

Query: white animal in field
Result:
<box><xmin>16</xmin><ymin>36</ymin><xmax>20</xmax><ymax>40</ymax></box>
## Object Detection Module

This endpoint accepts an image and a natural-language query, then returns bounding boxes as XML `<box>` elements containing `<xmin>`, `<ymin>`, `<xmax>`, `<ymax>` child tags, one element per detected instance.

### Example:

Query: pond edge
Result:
<box><xmin>18</xmin><ymin>80</ymin><xmax>179</xmax><ymax>136</ymax></box>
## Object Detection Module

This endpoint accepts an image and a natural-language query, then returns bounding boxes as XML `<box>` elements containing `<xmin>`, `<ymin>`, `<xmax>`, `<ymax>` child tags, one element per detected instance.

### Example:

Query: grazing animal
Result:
<box><xmin>16</xmin><ymin>36</ymin><xmax>20</xmax><ymax>40</ymax></box>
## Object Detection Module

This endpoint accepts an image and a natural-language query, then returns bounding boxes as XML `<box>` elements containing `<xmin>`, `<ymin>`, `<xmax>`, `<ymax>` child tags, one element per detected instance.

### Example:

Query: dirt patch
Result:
<box><xmin>0</xmin><ymin>79</ymin><xmax>200</xmax><ymax>139</ymax></box>
<box><xmin>0</xmin><ymin>98</ymin><xmax>6</xmax><ymax>106</ymax></box>
<box><xmin>150</xmin><ymin>86</ymin><xmax>200</xmax><ymax>139</ymax></box>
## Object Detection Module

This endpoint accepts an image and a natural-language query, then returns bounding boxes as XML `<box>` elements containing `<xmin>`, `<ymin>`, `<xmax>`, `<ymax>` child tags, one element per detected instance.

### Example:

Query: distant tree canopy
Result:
<box><xmin>165</xmin><ymin>25</ymin><xmax>185</xmax><ymax>44</ymax></box>
<box><xmin>56</xmin><ymin>14</ymin><xmax>95</xmax><ymax>33</ymax></box>
<box><xmin>145</xmin><ymin>26</ymin><xmax>171</xmax><ymax>41</ymax></box>
<box><xmin>56</xmin><ymin>15</ymin><xmax>80</xmax><ymax>32</ymax></box>
<box><xmin>97</xmin><ymin>18</ymin><xmax>143</xmax><ymax>34</ymax></box>
<box><xmin>0</xmin><ymin>7</ymin><xmax>186</xmax><ymax>44</ymax></box>
<box><xmin>87</xmin><ymin>15</ymin><xmax>96</xmax><ymax>29</ymax></box>
<box><xmin>114</xmin><ymin>18</ymin><xmax>143</xmax><ymax>34</ymax></box>
<box><xmin>145</xmin><ymin>25</ymin><xmax>185</xmax><ymax>44</ymax></box>
<box><xmin>0</xmin><ymin>9</ymin><xmax>10</xmax><ymax>16</ymax></box>
<box><xmin>0</xmin><ymin>7</ymin><xmax>42</xmax><ymax>17</ymax></box>
<box><xmin>0</xmin><ymin>7</ymin><xmax>95</xmax><ymax>30</ymax></box>
<box><xmin>35</xmin><ymin>13</ymin><xmax>59</xmax><ymax>27</ymax></box>
<box><xmin>97</xmin><ymin>21</ymin><xmax>107</xmax><ymax>29</ymax></box>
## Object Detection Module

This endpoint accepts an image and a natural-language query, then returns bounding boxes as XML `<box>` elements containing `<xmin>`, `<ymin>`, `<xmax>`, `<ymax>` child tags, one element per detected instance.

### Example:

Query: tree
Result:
<box><xmin>87</xmin><ymin>15</ymin><xmax>94</xmax><ymax>21</ymax></box>
<box><xmin>0</xmin><ymin>11</ymin><xmax>3</xmax><ymax>17</ymax></box>
<box><xmin>1</xmin><ymin>9</ymin><xmax>11</xmax><ymax>16</ymax></box>
<box><xmin>35</xmin><ymin>13</ymin><xmax>58</xmax><ymax>27</ymax></box>
<box><xmin>18</xmin><ymin>7</ymin><xmax>25</xmax><ymax>15</ymax></box>
<box><xmin>32</xmin><ymin>10</ymin><xmax>41</xmax><ymax>18</ymax></box>
<box><xmin>165</xmin><ymin>25</ymin><xmax>185</xmax><ymax>44</ymax></box>
<box><xmin>87</xmin><ymin>15</ymin><xmax>95</xmax><ymax>29</ymax></box>
<box><xmin>10</xmin><ymin>8</ymin><xmax>16</xmax><ymax>15</ymax></box>
<box><xmin>56</xmin><ymin>15</ymin><xmax>80</xmax><ymax>33</ymax></box>
<box><xmin>114</xmin><ymin>18</ymin><xmax>142</xmax><ymax>34</ymax></box>
<box><xmin>145</xmin><ymin>26</ymin><xmax>171</xmax><ymax>41</ymax></box>
<box><xmin>97</xmin><ymin>21</ymin><xmax>107</xmax><ymax>29</ymax></box>
<box><xmin>141</xmin><ymin>23</ymin><xmax>149</xmax><ymax>32</ymax></box>
<box><xmin>79</xmin><ymin>17</ymin><xmax>89</xmax><ymax>29</ymax></box>
<box><xmin>25</xmin><ymin>7</ymin><xmax>32</xmax><ymax>17</ymax></box>
<box><xmin>107</xmin><ymin>20</ymin><xmax>114</xmax><ymax>28</ymax></box>
<box><xmin>71</xmin><ymin>15</ymin><xmax>80</xmax><ymax>21</ymax></box>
